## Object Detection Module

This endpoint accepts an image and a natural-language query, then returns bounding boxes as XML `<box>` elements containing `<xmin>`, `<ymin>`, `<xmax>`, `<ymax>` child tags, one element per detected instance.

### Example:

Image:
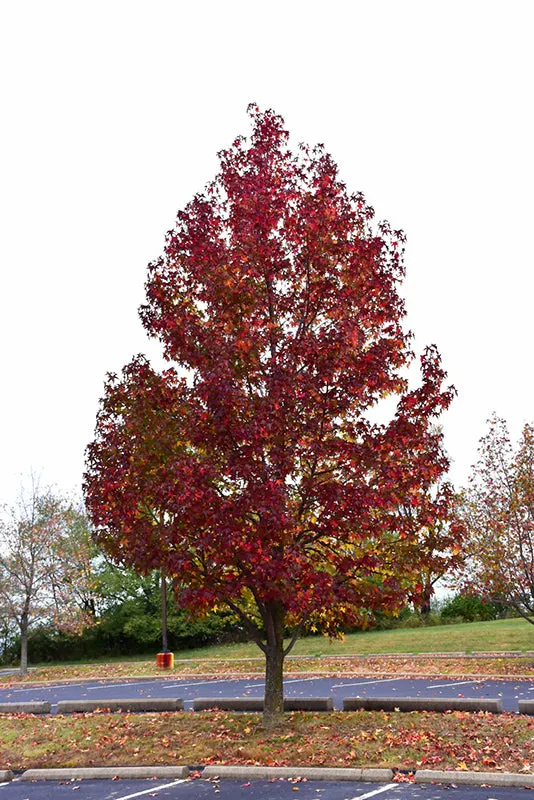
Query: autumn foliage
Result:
<box><xmin>84</xmin><ymin>106</ymin><xmax>460</xmax><ymax>725</ymax></box>
<box><xmin>460</xmin><ymin>416</ymin><xmax>534</xmax><ymax>620</ymax></box>
<box><xmin>0</xmin><ymin>482</ymin><xmax>94</xmax><ymax>675</ymax></box>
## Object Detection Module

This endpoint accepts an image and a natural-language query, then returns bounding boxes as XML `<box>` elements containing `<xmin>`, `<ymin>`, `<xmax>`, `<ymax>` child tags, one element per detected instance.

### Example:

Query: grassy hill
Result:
<box><xmin>168</xmin><ymin>616</ymin><xmax>534</xmax><ymax>661</ymax></box>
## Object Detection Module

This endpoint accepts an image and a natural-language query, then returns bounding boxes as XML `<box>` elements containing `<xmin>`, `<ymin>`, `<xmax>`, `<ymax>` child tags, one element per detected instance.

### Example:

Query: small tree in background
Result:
<box><xmin>85</xmin><ymin>106</ymin><xmax>461</xmax><ymax>726</ymax></box>
<box><xmin>411</xmin><ymin>503</ymin><xmax>464</xmax><ymax>618</ymax></box>
<box><xmin>0</xmin><ymin>479</ymin><xmax>94</xmax><ymax>675</ymax></box>
<box><xmin>459</xmin><ymin>416</ymin><xmax>534</xmax><ymax>621</ymax></box>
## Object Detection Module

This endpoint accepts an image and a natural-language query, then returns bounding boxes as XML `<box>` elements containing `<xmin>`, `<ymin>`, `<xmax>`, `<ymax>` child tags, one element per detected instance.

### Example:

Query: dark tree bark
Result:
<box><xmin>19</xmin><ymin>612</ymin><xmax>29</xmax><ymax>677</ymax></box>
<box><xmin>263</xmin><ymin>602</ymin><xmax>285</xmax><ymax>728</ymax></box>
<box><xmin>420</xmin><ymin>583</ymin><xmax>433</xmax><ymax>618</ymax></box>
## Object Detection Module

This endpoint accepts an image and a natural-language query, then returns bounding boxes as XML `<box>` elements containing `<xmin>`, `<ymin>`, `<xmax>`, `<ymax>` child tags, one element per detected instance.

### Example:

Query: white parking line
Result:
<box><xmin>347</xmin><ymin>783</ymin><xmax>398</xmax><ymax>799</ymax></box>
<box><xmin>114</xmin><ymin>778</ymin><xmax>187</xmax><ymax>800</ymax></box>
<box><xmin>331</xmin><ymin>678</ymin><xmax>402</xmax><ymax>689</ymax></box>
<box><xmin>426</xmin><ymin>679</ymin><xmax>483</xmax><ymax>689</ymax></box>
<box><xmin>160</xmin><ymin>678</ymin><xmax>231</xmax><ymax>689</ymax></box>
<box><xmin>86</xmin><ymin>680</ymin><xmax>161</xmax><ymax>691</ymax></box>
<box><xmin>244</xmin><ymin>677</ymin><xmax>322</xmax><ymax>689</ymax></box>
<box><xmin>12</xmin><ymin>683</ymin><xmax>87</xmax><ymax>693</ymax></box>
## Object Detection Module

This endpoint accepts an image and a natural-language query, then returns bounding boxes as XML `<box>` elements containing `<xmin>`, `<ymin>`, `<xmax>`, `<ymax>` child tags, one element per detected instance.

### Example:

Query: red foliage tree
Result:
<box><xmin>84</xmin><ymin>106</ymin><xmax>461</xmax><ymax>726</ymax></box>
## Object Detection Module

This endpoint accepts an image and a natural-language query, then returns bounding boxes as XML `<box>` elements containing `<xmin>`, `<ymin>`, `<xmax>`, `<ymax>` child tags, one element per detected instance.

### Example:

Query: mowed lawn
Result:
<box><xmin>174</xmin><ymin>616</ymin><xmax>534</xmax><ymax>660</ymax></box>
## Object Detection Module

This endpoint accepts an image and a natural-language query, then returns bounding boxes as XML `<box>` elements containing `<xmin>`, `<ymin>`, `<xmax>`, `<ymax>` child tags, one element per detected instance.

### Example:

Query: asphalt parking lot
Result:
<box><xmin>2</xmin><ymin>776</ymin><xmax>534</xmax><ymax>800</ymax></box>
<box><xmin>0</xmin><ymin>675</ymin><xmax>532</xmax><ymax>712</ymax></box>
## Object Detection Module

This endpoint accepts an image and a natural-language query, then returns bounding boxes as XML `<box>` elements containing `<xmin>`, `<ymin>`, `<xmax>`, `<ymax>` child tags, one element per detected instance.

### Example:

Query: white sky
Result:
<box><xmin>1</xmin><ymin>0</ymin><xmax>533</xmax><ymax>507</ymax></box>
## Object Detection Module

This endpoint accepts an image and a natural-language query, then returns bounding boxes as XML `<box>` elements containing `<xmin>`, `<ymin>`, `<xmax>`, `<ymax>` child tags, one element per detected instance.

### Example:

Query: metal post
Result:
<box><xmin>161</xmin><ymin>570</ymin><xmax>168</xmax><ymax>653</ymax></box>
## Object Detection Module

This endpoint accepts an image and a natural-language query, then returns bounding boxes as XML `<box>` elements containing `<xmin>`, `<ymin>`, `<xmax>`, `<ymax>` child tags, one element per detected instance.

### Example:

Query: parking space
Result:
<box><xmin>2</xmin><ymin>777</ymin><xmax>534</xmax><ymax>800</ymax></box>
<box><xmin>0</xmin><ymin>676</ymin><xmax>531</xmax><ymax>712</ymax></box>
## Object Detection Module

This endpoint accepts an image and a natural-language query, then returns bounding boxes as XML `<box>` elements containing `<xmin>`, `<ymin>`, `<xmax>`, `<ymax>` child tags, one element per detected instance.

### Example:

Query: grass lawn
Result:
<box><xmin>1</xmin><ymin>709</ymin><xmax>534</xmax><ymax>773</ymax></box>
<box><xmin>169</xmin><ymin>616</ymin><xmax>534</xmax><ymax>660</ymax></box>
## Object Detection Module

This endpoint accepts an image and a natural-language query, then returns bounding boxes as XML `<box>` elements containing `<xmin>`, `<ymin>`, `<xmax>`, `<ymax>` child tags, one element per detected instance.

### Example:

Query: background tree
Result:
<box><xmin>85</xmin><ymin>106</ymin><xmax>460</xmax><ymax>726</ymax></box>
<box><xmin>459</xmin><ymin>415</ymin><xmax>534</xmax><ymax>621</ymax></box>
<box><xmin>0</xmin><ymin>480</ymin><xmax>94</xmax><ymax>675</ymax></box>
<box><xmin>410</xmin><ymin>496</ymin><xmax>464</xmax><ymax>618</ymax></box>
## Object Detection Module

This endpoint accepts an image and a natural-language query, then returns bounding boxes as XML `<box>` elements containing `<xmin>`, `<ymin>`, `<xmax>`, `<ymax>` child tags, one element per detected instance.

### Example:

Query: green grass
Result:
<box><xmin>168</xmin><ymin>616</ymin><xmax>534</xmax><ymax>660</ymax></box>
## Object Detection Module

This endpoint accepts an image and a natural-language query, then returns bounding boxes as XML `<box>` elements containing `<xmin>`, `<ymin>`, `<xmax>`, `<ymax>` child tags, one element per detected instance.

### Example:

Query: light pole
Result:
<box><xmin>157</xmin><ymin>569</ymin><xmax>174</xmax><ymax>668</ymax></box>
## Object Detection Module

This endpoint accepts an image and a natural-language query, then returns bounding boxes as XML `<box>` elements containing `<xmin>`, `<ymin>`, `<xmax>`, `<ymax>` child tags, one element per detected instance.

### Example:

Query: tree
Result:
<box><xmin>459</xmin><ymin>415</ymin><xmax>534</xmax><ymax>621</ymax></box>
<box><xmin>409</xmin><ymin>488</ymin><xmax>465</xmax><ymax>618</ymax></box>
<box><xmin>84</xmin><ymin>106</ymin><xmax>460</xmax><ymax>726</ymax></box>
<box><xmin>0</xmin><ymin>480</ymin><xmax>94</xmax><ymax>675</ymax></box>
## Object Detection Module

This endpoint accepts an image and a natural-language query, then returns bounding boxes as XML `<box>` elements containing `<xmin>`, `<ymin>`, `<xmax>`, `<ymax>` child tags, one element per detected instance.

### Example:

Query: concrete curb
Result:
<box><xmin>2</xmin><ymin>765</ymin><xmax>533</xmax><ymax>787</ymax></box>
<box><xmin>202</xmin><ymin>766</ymin><xmax>393</xmax><ymax>781</ymax></box>
<box><xmin>284</xmin><ymin>697</ymin><xmax>334</xmax><ymax>712</ymax></box>
<box><xmin>193</xmin><ymin>697</ymin><xmax>333</xmax><ymax>712</ymax></box>
<box><xmin>0</xmin><ymin>702</ymin><xmax>50</xmax><ymax>714</ymax></box>
<box><xmin>194</xmin><ymin>697</ymin><xmax>263</xmax><ymax>712</ymax></box>
<box><xmin>56</xmin><ymin>698</ymin><xmax>184</xmax><ymax>714</ymax></box>
<box><xmin>343</xmin><ymin>696</ymin><xmax>504</xmax><ymax>713</ymax></box>
<box><xmin>20</xmin><ymin>766</ymin><xmax>189</xmax><ymax>781</ymax></box>
<box><xmin>0</xmin><ymin>694</ymin><xmax>511</xmax><ymax>716</ymax></box>
<box><xmin>415</xmin><ymin>770</ymin><xmax>534</xmax><ymax>787</ymax></box>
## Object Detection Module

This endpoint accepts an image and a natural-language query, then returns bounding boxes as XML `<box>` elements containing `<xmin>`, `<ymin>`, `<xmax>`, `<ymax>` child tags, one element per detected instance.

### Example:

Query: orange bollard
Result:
<box><xmin>156</xmin><ymin>652</ymin><xmax>174</xmax><ymax>669</ymax></box>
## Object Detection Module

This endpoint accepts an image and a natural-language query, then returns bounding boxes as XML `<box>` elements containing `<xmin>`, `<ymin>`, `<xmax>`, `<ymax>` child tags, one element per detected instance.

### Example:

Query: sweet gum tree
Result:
<box><xmin>459</xmin><ymin>416</ymin><xmax>534</xmax><ymax>621</ymax></box>
<box><xmin>84</xmin><ymin>106</ymin><xmax>461</xmax><ymax>727</ymax></box>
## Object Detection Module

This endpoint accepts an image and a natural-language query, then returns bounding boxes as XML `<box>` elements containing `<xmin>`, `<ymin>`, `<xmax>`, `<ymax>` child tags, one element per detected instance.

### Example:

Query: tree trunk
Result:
<box><xmin>263</xmin><ymin>602</ymin><xmax>285</xmax><ymax>729</ymax></box>
<box><xmin>420</xmin><ymin>583</ymin><xmax>432</xmax><ymax>618</ymax></box>
<box><xmin>19</xmin><ymin>616</ymin><xmax>29</xmax><ymax>677</ymax></box>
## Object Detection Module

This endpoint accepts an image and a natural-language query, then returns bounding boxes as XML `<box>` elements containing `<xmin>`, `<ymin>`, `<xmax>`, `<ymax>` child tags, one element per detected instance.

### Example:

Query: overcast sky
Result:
<box><xmin>1</xmin><ymin>1</ymin><xmax>532</xmax><ymax>507</ymax></box>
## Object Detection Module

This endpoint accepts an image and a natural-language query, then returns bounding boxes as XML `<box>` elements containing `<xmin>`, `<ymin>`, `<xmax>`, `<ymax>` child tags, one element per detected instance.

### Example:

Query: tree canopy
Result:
<box><xmin>84</xmin><ymin>106</ymin><xmax>461</xmax><ymax>725</ymax></box>
<box><xmin>459</xmin><ymin>416</ymin><xmax>534</xmax><ymax>621</ymax></box>
<box><xmin>0</xmin><ymin>481</ymin><xmax>94</xmax><ymax>674</ymax></box>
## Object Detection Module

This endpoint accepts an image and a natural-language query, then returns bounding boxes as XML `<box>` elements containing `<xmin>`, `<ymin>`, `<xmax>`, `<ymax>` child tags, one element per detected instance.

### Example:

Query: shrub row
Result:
<box><xmin>0</xmin><ymin>605</ymin><xmax>246</xmax><ymax>665</ymax></box>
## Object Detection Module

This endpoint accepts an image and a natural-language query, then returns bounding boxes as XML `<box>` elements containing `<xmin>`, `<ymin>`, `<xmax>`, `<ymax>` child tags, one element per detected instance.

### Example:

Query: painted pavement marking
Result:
<box><xmin>12</xmin><ymin>682</ymin><xmax>88</xmax><ymax>693</ymax></box>
<box><xmin>160</xmin><ymin>678</ymin><xmax>230</xmax><ymax>689</ymax></box>
<box><xmin>331</xmin><ymin>678</ymin><xmax>403</xmax><ymax>689</ymax></box>
<box><xmin>426</xmin><ymin>679</ymin><xmax>484</xmax><ymax>689</ymax></box>
<box><xmin>113</xmin><ymin>778</ymin><xmax>188</xmax><ymax>800</ymax></box>
<box><xmin>347</xmin><ymin>784</ymin><xmax>398</xmax><ymax>799</ymax></box>
<box><xmin>86</xmin><ymin>680</ymin><xmax>166</xmax><ymax>692</ymax></box>
<box><xmin>244</xmin><ymin>677</ymin><xmax>323</xmax><ymax>689</ymax></box>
